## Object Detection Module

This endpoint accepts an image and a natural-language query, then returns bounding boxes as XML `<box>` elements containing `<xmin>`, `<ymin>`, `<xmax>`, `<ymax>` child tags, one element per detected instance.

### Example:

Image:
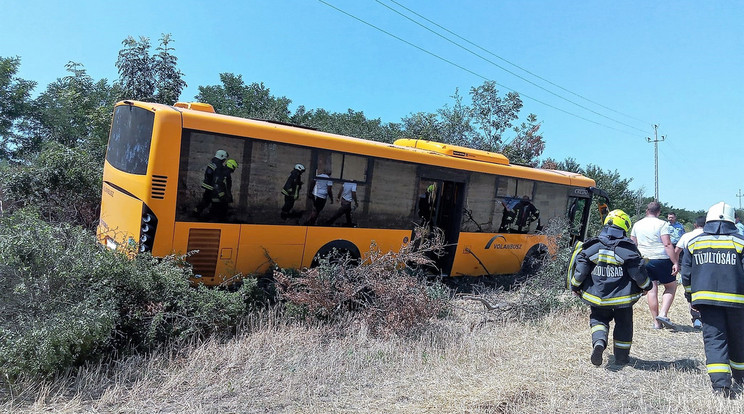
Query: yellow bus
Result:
<box><xmin>97</xmin><ymin>100</ymin><xmax>608</xmax><ymax>286</ymax></box>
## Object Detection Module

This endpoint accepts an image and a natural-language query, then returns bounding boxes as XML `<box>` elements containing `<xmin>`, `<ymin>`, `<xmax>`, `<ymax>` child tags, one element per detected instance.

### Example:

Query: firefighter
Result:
<box><xmin>280</xmin><ymin>163</ymin><xmax>306</xmax><ymax>220</ymax></box>
<box><xmin>680</xmin><ymin>202</ymin><xmax>744</xmax><ymax>398</ymax></box>
<box><xmin>210</xmin><ymin>158</ymin><xmax>238</xmax><ymax>221</ymax></box>
<box><xmin>193</xmin><ymin>149</ymin><xmax>228</xmax><ymax>216</ymax></box>
<box><xmin>569</xmin><ymin>209</ymin><xmax>652</xmax><ymax>366</ymax></box>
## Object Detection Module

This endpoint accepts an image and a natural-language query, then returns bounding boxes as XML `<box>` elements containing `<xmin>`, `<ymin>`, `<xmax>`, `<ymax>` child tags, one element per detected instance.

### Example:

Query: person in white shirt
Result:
<box><xmin>630</xmin><ymin>201</ymin><xmax>679</xmax><ymax>329</ymax></box>
<box><xmin>304</xmin><ymin>169</ymin><xmax>333</xmax><ymax>225</ymax></box>
<box><xmin>325</xmin><ymin>181</ymin><xmax>359</xmax><ymax>226</ymax></box>
<box><xmin>674</xmin><ymin>215</ymin><xmax>705</xmax><ymax>329</ymax></box>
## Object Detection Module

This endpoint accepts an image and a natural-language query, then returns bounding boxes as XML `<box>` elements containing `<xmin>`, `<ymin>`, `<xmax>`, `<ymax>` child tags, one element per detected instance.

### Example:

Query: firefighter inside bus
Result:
<box><xmin>417</xmin><ymin>182</ymin><xmax>437</xmax><ymax>227</ymax></box>
<box><xmin>209</xmin><ymin>158</ymin><xmax>238</xmax><ymax>221</ymax></box>
<box><xmin>280</xmin><ymin>163</ymin><xmax>306</xmax><ymax>222</ymax></box>
<box><xmin>499</xmin><ymin>195</ymin><xmax>540</xmax><ymax>233</ymax></box>
<box><xmin>193</xmin><ymin>149</ymin><xmax>228</xmax><ymax>218</ymax></box>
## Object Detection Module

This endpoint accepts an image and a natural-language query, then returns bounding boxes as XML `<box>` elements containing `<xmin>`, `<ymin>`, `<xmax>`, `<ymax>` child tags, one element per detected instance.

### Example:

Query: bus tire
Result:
<box><xmin>519</xmin><ymin>243</ymin><xmax>548</xmax><ymax>276</ymax></box>
<box><xmin>311</xmin><ymin>240</ymin><xmax>361</xmax><ymax>267</ymax></box>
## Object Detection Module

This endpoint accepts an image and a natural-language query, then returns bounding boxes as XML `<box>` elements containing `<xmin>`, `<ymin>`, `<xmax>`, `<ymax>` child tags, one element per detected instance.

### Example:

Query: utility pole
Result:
<box><xmin>646</xmin><ymin>125</ymin><xmax>665</xmax><ymax>202</ymax></box>
<box><xmin>737</xmin><ymin>189</ymin><xmax>743</xmax><ymax>210</ymax></box>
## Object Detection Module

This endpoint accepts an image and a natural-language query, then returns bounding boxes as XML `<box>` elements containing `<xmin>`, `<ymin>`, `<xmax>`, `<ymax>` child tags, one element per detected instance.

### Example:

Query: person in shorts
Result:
<box><xmin>630</xmin><ymin>201</ymin><xmax>679</xmax><ymax>329</ymax></box>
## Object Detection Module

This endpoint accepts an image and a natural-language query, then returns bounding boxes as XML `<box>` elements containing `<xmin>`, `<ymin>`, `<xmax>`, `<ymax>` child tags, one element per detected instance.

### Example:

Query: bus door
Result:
<box><xmin>567</xmin><ymin>187</ymin><xmax>610</xmax><ymax>245</ymax></box>
<box><xmin>417</xmin><ymin>178</ymin><xmax>465</xmax><ymax>275</ymax></box>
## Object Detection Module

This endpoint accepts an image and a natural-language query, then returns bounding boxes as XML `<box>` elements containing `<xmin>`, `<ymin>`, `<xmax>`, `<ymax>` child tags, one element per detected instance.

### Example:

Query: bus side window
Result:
<box><xmin>462</xmin><ymin>173</ymin><xmax>497</xmax><ymax>232</ymax></box>
<box><xmin>367</xmin><ymin>159</ymin><xmax>416</xmax><ymax>229</ymax></box>
<box><xmin>531</xmin><ymin>182</ymin><xmax>570</xmax><ymax>234</ymax></box>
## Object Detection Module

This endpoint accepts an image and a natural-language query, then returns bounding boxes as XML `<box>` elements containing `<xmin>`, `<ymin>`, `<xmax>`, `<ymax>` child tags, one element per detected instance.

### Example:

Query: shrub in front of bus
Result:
<box><xmin>139</xmin><ymin>206</ymin><xmax>158</xmax><ymax>253</ymax></box>
<box><xmin>0</xmin><ymin>209</ymin><xmax>262</xmax><ymax>379</ymax></box>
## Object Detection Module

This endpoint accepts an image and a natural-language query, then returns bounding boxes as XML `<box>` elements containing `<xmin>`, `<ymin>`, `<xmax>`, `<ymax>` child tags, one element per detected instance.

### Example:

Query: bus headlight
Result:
<box><xmin>104</xmin><ymin>236</ymin><xmax>118</xmax><ymax>250</ymax></box>
<box><xmin>139</xmin><ymin>206</ymin><xmax>158</xmax><ymax>253</ymax></box>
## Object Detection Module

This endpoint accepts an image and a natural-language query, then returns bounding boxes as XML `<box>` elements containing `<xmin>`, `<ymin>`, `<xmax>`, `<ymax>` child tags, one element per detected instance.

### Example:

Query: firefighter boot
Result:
<box><xmin>591</xmin><ymin>340</ymin><xmax>606</xmax><ymax>366</ymax></box>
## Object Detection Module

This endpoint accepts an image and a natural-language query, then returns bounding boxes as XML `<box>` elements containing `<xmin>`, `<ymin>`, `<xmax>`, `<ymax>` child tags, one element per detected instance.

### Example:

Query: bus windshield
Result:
<box><xmin>106</xmin><ymin>104</ymin><xmax>155</xmax><ymax>175</ymax></box>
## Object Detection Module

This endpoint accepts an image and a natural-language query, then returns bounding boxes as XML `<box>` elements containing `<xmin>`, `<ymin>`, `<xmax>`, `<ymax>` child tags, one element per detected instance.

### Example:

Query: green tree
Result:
<box><xmin>501</xmin><ymin>113</ymin><xmax>544</xmax><ymax>166</ymax></box>
<box><xmin>29</xmin><ymin>62</ymin><xmax>117</xmax><ymax>156</ymax></box>
<box><xmin>400</xmin><ymin>81</ymin><xmax>529</xmax><ymax>156</ymax></box>
<box><xmin>116</xmin><ymin>34</ymin><xmax>186</xmax><ymax>104</ymax></box>
<box><xmin>197</xmin><ymin>73</ymin><xmax>292</xmax><ymax>121</ymax></box>
<box><xmin>153</xmin><ymin>33</ymin><xmax>187</xmax><ymax>104</ymax></box>
<box><xmin>197</xmin><ymin>73</ymin><xmax>403</xmax><ymax>141</ymax></box>
<box><xmin>0</xmin><ymin>56</ymin><xmax>36</xmax><ymax>160</ymax></box>
<box><xmin>296</xmin><ymin>107</ymin><xmax>401</xmax><ymax>143</ymax></box>
<box><xmin>401</xmin><ymin>111</ymin><xmax>444</xmax><ymax>141</ymax></box>
<box><xmin>436</xmin><ymin>89</ymin><xmax>476</xmax><ymax>147</ymax></box>
<box><xmin>583</xmin><ymin>164</ymin><xmax>641</xmax><ymax>215</ymax></box>
<box><xmin>556</xmin><ymin>157</ymin><xmax>583</xmax><ymax>173</ymax></box>
<box><xmin>469</xmin><ymin>80</ymin><xmax>522</xmax><ymax>151</ymax></box>
<box><xmin>116</xmin><ymin>36</ymin><xmax>155</xmax><ymax>101</ymax></box>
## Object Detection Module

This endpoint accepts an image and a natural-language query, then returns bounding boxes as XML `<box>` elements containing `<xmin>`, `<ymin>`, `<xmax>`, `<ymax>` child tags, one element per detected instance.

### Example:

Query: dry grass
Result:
<box><xmin>2</xmin><ymin>289</ymin><xmax>744</xmax><ymax>413</ymax></box>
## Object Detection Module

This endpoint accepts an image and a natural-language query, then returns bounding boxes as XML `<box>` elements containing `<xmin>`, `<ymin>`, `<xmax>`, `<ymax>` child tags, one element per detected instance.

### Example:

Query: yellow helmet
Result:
<box><xmin>225</xmin><ymin>159</ymin><xmax>238</xmax><ymax>170</ymax></box>
<box><xmin>604</xmin><ymin>209</ymin><xmax>631</xmax><ymax>232</ymax></box>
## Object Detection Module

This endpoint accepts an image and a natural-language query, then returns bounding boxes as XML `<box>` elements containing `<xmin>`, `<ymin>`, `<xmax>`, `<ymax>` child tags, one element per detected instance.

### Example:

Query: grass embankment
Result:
<box><xmin>2</xmin><ymin>288</ymin><xmax>743</xmax><ymax>413</ymax></box>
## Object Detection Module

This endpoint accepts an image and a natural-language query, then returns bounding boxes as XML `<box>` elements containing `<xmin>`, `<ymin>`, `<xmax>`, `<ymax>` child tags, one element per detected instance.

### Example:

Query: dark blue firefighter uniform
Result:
<box><xmin>570</xmin><ymin>225</ymin><xmax>651</xmax><ymax>362</ymax></box>
<box><xmin>681</xmin><ymin>220</ymin><xmax>744</xmax><ymax>391</ymax></box>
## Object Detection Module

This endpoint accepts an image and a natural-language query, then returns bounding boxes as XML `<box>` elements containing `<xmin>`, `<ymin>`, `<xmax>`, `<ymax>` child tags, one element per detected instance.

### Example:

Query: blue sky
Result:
<box><xmin>3</xmin><ymin>1</ymin><xmax>743</xmax><ymax>213</ymax></box>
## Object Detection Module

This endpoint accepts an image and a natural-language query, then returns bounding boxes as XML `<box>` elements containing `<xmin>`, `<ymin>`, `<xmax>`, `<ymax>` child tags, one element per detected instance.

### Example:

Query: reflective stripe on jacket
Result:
<box><xmin>571</xmin><ymin>225</ymin><xmax>651</xmax><ymax>308</ymax></box>
<box><xmin>201</xmin><ymin>157</ymin><xmax>220</xmax><ymax>190</ymax></box>
<box><xmin>681</xmin><ymin>221</ymin><xmax>744</xmax><ymax>308</ymax></box>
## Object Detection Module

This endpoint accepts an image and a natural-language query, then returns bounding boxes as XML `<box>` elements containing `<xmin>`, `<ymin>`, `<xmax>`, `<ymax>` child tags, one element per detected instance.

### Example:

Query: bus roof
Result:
<box><xmin>128</xmin><ymin>100</ymin><xmax>596</xmax><ymax>188</ymax></box>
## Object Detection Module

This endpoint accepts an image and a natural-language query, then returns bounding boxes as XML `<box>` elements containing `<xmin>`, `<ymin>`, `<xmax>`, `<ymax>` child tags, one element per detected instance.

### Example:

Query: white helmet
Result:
<box><xmin>215</xmin><ymin>149</ymin><xmax>228</xmax><ymax>160</ymax></box>
<box><xmin>706</xmin><ymin>201</ymin><xmax>735</xmax><ymax>223</ymax></box>
<box><xmin>294</xmin><ymin>163</ymin><xmax>306</xmax><ymax>172</ymax></box>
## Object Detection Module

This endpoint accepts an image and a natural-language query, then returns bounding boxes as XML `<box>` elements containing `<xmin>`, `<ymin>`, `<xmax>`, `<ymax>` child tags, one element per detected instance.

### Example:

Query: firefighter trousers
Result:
<box><xmin>698</xmin><ymin>305</ymin><xmax>744</xmax><ymax>389</ymax></box>
<box><xmin>590</xmin><ymin>306</ymin><xmax>633</xmax><ymax>358</ymax></box>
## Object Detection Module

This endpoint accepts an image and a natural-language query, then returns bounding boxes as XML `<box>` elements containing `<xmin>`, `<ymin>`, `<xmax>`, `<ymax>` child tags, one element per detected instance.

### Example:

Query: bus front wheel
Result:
<box><xmin>519</xmin><ymin>243</ymin><xmax>548</xmax><ymax>276</ymax></box>
<box><xmin>311</xmin><ymin>240</ymin><xmax>361</xmax><ymax>268</ymax></box>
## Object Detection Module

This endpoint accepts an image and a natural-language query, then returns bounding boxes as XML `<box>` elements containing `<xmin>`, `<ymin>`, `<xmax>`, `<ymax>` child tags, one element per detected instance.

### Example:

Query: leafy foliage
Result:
<box><xmin>197</xmin><ymin>73</ymin><xmax>403</xmax><ymax>142</ymax></box>
<box><xmin>400</xmin><ymin>80</ymin><xmax>544</xmax><ymax>164</ymax></box>
<box><xmin>197</xmin><ymin>73</ymin><xmax>292</xmax><ymax>121</ymax></box>
<box><xmin>153</xmin><ymin>34</ymin><xmax>187</xmax><ymax>105</ymax></box>
<box><xmin>0</xmin><ymin>142</ymin><xmax>103</xmax><ymax>229</ymax></box>
<box><xmin>469</xmin><ymin>80</ymin><xmax>523</xmax><ymax>150</ymax></box>
<box><xmin>0</xmin><ymin>56</ymin><xmax>36</xmax><ymax>160</ymax></box>
<box><xmin>502</xmin><ymin>114</ymin><xmax>544</xmax><ymax>166</ymax></box>
<box><xmin>0</xmin><ymin>209</ymin><xmax>258</xmax><ymax>379</ymax></box>
<box><xmin>115</xmin><ymin>34</ymin><xmax>186</xmax><ymax>104</ymax></box>
<box><xmin>26</xmin><ymin>62</ymin><xmax>117</xmax><ymax>156</ymax></box>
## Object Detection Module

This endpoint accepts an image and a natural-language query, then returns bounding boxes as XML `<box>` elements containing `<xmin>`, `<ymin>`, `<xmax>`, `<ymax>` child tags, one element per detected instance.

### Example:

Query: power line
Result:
<box><xmin>376</xmin><ymin>0</ymin><xmax>651</xmax><ymax>133</ymax></box>
<box><xmin>317</xmin><ymin>0</ymin><xmax>645</xmax><ymax>138</ymax></box>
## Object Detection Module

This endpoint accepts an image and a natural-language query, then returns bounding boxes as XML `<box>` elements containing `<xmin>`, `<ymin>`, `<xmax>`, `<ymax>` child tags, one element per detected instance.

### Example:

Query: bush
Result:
<box><xmin>274</xmin><ymin>228</ymin><xmax>451</xmax><ymax>337</ymax></box>
<box><xmin>504</xmin><ymin>217</ymin><xmax>586</xmax><ymax>319</ymax></box>
<box><xmin>0</xmin><ymin>209</ymin><xmax>258</xmax><ymax>379</ymax></box>
<box><xmin>0</xmin><ymin>141</ymin><xmax>103</xmax><ymax>230</ymax></box>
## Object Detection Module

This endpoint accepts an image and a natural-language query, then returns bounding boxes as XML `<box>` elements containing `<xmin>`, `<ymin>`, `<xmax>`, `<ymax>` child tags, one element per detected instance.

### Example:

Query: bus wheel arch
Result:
<box><xmin>311</xmin><ymin>240</ymin><xmax>361</xmax><ymax>267</ymax></box>
<box><xmin>519</xmin><ymin>243</ymin><xmax>549</xmax><ymax>276</ymax></box>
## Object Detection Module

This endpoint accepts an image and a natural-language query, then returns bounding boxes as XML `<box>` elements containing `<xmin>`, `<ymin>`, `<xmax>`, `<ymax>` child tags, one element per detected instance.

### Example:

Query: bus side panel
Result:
<box><xmin>171</xmin><ymin>222</ymin><xmax>241</xmax><ymax>285</ymax></box>
<box><xmin>237</xmin><ymin>225</ymin><xmax>308</xmax><ymax>274</ymax></box>
<box><xmin>450</xmin><ymin>233</ymin><xmax>551</xmax><ymax>276</ymax></box>
<box><xmin>98</xmin><ymin>182</ymin><xmax>144</xmax><ymax>251</ymax></box>
<box><xmin>301</xmin><ymin>227</ymin><xmax>411</xmax><ymax>267</ymax></box>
